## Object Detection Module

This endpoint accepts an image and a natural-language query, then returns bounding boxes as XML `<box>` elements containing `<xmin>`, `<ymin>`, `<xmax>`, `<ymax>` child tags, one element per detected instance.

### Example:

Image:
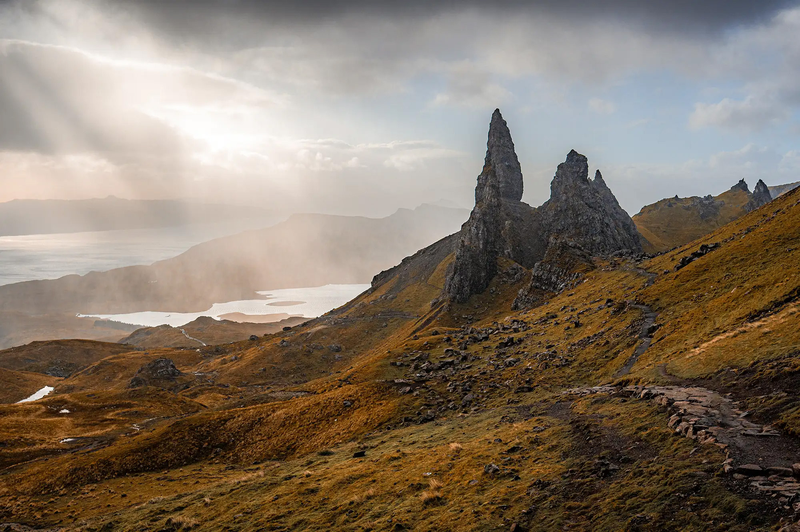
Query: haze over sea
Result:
<box><xmin>0</xmin><ymin>220</ymin><xmax>280</xmax><ymax>287</ymax></box>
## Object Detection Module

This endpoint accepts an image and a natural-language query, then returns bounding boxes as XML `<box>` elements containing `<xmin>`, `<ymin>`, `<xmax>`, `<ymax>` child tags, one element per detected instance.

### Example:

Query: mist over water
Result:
<box><xmin>0</xmin><ymin>219</ymin><xmax>283</xmax><ymax>286</ymax></box>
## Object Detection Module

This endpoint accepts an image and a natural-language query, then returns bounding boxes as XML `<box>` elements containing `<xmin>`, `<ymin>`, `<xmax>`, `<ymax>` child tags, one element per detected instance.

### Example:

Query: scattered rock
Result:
<box><xmin>736</xmin><ymin>464</ymin><xmax>764</xmax><ymax>476</ymax></box>
<box><xmin>675</xmin><ymin>243</ymin><xmax>720</xmax><ymax>271</ymax></box>
<box><xmin>484</xmin><ymin>463</ymin><xmax>500</xmax><ymax>475</ymax></box>
<box><xmin>128</xmin><ymin>358</ymin><xmax>182</xmax><ymax>388</ymax></box>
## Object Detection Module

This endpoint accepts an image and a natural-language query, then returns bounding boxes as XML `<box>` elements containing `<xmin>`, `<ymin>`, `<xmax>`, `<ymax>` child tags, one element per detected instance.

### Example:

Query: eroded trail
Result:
<box><xmin>614</xmin><ymin>303</ymin><xmax>658</xmax><ymax>377</ymax></box>
<box><xmin>566</xmin><ymin>385</ymin><xmax>800</xmax><ymax>503</ymax></box>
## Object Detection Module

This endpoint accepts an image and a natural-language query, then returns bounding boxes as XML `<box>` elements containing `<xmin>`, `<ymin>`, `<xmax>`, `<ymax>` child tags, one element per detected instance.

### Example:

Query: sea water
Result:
<box><xmin>79</xmin><ymin>284</ymin><xmax>371</xmax><ymax>327</ymax></box>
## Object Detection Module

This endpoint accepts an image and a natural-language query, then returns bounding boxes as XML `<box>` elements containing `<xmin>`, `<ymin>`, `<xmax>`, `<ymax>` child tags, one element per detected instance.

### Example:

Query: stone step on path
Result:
<box><xmin>564</xmin><ymin>385</ymin><xmax>800</xmax><ymax>512</ymax></box>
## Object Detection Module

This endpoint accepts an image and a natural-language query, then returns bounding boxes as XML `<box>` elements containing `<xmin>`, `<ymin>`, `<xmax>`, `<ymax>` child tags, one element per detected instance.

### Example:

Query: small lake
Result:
<box><xmin>79</xmin><ymin>284</ymin><xmax>371</xmax><ymax>327</ymax></box>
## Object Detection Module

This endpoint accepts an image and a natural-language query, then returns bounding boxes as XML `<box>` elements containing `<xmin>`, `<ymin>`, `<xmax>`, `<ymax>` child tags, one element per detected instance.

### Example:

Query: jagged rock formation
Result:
<box><xmin>442</xmin><ymin>110</ymin><xmax>544</xmax><ymax>303</ymax></box>
<box><xmin>443</xmin><ymin>112</ymin><xmax>641</xmax><ymax>304</ymax></box>
<box><xmin>731</xmin><ymin>179</ymin><xmax>750</xmax><ymax>193</ymax></box>
<box><xmin>745</xmin><ymin>179</ymin><xmax>772</xmax><ymax>212</ymax></box>
<box><xmin>537</xmin><ymin>153</ymin><xmax>642</xmax><ymax>256</ymax></box>
<box><xmin>476</xmin><ymin>109</ymin><xmax>524</xmax><ymax>203</ymax></box>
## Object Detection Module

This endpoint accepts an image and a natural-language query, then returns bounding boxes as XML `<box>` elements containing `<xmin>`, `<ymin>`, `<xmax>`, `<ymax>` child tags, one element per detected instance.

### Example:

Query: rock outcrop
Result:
<box><xmin>512</xmin><ymin>238</ymin><xmax>595</xmax><ymax>310</ymax></box>
<box><xmin>731</xmin><ymin>179</ymin><xmax>750</xmax><ymax>193</ymax></box>
<box><xmin>443</xmin><ymin>111</ymin><xmax>641</xmax><ymax>304</ymax></box>
<box><xmin>745</xmin><ymin>179</ymin><xmax>772</xmax><ymax>212</ymax></box>
<box><xmin>538</xmin><ymin>153</ymin><xmax>642</xmax><ymax>256</ymax></box>
<box><xmin>128</xmin><ymin>358</ymin><xmax>182</xmax><ymax>389</ymax></box>
<box><xmin>443</xmin><ymin>110</ymin><xmax>544</xmax><ymax>303</ymax></box>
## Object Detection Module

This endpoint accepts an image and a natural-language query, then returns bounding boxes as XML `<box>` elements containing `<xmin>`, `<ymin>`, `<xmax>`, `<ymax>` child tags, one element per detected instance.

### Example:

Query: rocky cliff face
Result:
<box><xmin>538</xmin><ymin>153</ymin><xmax>642</xmax><ymax>256</ymax></box>
<box><xmin>745</xmin><ymin>179</ymin><xmax>772</xmax><ymax>212</ymax></box>
<box><xmin>443</xmin><ymin>110</ymin><xmax>543</xmax><ymax>303</ymax></box>
<box><xmin>476</xmin><ymin>109</ymin><xmax>524</xmax><ymax>203</ymax></box>
<box><xmin>443</xmin><ymin>111</ymin><xmax>641</xmax><ymax>304</ymax></box>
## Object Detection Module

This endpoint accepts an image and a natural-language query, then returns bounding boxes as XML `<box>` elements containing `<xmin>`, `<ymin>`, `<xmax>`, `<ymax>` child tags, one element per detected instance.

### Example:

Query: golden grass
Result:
<box><xmin>3</xmin><ymin>189</ymin><xmax>800</xmax><ymax>531</ymax></box>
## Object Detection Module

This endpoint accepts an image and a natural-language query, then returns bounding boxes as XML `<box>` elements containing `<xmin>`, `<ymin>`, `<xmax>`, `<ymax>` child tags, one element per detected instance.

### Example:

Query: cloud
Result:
<box><xmin>689</xmin><ymin>95</ymin><xmax>789</xmax><ymax>131</ymax></box>
<box><xmin>588</xmin><ymin>98</ymin><xmax>617</xmax><ymax>115</ymax></box>
<box><xmin>0</xmin><ymin>40</ymin><xmax>281</xmax><ymax>159</ymax></box>
<box><xmin>432</xmin><ymin>63</ymin><xmax>512</xmax><ymax>109</ymax></box>
<box><xmin>79</xmin><ymin>0</ymin><xmax>794</xmax><ymax>43</ymax></box>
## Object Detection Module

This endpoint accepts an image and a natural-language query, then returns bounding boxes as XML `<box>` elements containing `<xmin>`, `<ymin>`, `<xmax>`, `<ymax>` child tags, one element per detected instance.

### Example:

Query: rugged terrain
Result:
<box><xmin>633</xmin><ymin>178</ymin><xmax>774</xmax><ymax>253</ymax></box>
<box><xmin>1</xmin><ymin>111</ymin><xmax>800</xmax><ymax>531</ymax></box>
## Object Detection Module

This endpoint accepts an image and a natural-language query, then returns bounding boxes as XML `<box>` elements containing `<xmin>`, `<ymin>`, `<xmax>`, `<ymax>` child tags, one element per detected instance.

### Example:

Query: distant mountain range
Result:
<box><xmin>0</xmin><ymin>196</ymin><xmax>275</xmax><ymax>236</ymax></box>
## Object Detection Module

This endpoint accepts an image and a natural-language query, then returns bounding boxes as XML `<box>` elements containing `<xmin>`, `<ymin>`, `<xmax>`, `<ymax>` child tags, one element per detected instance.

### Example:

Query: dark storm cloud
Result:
<box><xmin>68</xmin><ymin>0</ymin><xmax>798</xmax><ymax>48</ymax></box>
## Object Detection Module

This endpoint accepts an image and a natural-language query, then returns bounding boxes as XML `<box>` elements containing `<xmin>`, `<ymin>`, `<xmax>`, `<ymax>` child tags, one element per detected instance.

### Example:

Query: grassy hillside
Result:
<box><xmin>633</xmin><ymin>187</ymin><xmax>751</xmax><ymax>253</ymax></box>
<box><xmin>120</xmin><ymin>316</ymin><xmax>308</xmax><ymax>349</ymax></box>
<box><xmin>1</xmin><ymin>190</ymin><xmax>799</xmax><ymax>530</ymax></box>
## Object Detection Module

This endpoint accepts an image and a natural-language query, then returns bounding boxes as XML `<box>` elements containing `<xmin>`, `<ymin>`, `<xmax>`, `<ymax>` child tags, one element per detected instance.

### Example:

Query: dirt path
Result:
<box><xmin>614</xmin><ymin>303</ymin><xmax>658</xmax><ymax>378</ymax></box>
<box><xmin>566</xmin><ymin>385</ymin><xmax>800</xmax><ymax>504</ymax></box>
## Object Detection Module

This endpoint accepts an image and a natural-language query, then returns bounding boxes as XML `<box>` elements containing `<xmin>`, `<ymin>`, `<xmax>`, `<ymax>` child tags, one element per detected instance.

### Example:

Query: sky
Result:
<box><xmin>1</xmin><ymin>0</ymin><xmax>800</xmax><ymax>217</ymax></box>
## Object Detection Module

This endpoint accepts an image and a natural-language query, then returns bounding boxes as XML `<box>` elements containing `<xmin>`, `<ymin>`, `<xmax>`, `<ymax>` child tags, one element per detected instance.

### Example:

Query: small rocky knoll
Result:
<box><xmin>128</xmin><ymin>358</ymin><xmax>183</xmax><ymax>389</ymax></box>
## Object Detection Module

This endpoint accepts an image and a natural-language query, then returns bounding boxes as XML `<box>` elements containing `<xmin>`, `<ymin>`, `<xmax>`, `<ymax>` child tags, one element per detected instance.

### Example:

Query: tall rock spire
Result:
<box><xmin>443</xmin><ymin>113</ymin><xmax>642</xmax><ymax>305</ymax></box>
<box><xmin>745</xmin><ymin>179</ymin><xmax>772</xmax><ymax>212</ymax></box>
<box><xmin>444</xmin><ymin>109</ymin><xmax>533</xmax><ymax>303</ymax></box>
<box><xmin>476</xmin><ymin>109</ymin><xmax>524</xmax><ymax>204</ymax></box>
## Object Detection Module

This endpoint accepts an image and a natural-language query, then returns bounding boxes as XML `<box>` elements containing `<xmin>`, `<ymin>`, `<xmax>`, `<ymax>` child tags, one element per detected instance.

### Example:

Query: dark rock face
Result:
<box><xmin>538</xmin><ymin>154</ymin><xmax>642</xmax><ymax>256</ymax></box>
<box><xmin>444</xmin><ymin>110</ymin><xmax>545</xmax><ymax>303</ymax></box>
<box><xmin>513</xmin><ymin>239</ymin><xmax>595</xmax><ymax>310</ymax></box>
<box><xmin>745</xmin><ymin>179</ymin><xmax>772</xmax><ymax>212</ymax></box>
<box><xmin>443</xmin><ymin>113</ymin><xmax>641</xmax><ymax>304</ymax></box>
<box><xmin>476</xmin><ymin>109</ymin><xmax>524</xmax><ymax>203</ymax></box>
<box><xmin>128</xmin><ymin>358</ymin><xmax>182</xmax><ymax>388</ymax></box>
<box><xmin>731</xmin><ymin>179</ymin><xmax>750</xmax><ymax>193</ymax></box>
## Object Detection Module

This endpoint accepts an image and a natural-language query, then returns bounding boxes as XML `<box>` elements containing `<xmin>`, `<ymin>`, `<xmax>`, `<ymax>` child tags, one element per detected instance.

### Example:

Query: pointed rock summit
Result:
<box><xmin>731</xmin><ymin>179</ymin><xmax>750</xmax><ymax>193</ymax></box>
<box><xmin>443</xmin><ymin>112</ymin><xmax>642</xmax><ymax>304</ymax></box>
<box><xmin>444</xmin><ymin>110</ymin><xmax>538</xmax><ymax>303</ymax></box>
<box><xmin>539</xmin><ymin>150</ymin><xmax>642</xmax><ymax>256</ymax></box>
<box><xmin>745</xmin><ymin>179</ymin><xmax>772</xmax><ymax>212</ymax></box>
<box><xmin>476</xmin><ymin>109</ymin><xmax>524</xmax><ymax>203</ymax></box>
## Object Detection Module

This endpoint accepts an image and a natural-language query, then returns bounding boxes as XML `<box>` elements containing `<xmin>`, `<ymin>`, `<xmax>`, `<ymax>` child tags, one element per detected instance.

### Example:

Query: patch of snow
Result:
<box><xmin>59</xmin><ymin>409</ymin><xmax>70</xmax><ymax>414</ymax></box>
<box><xmin>17</xmin><ymin>386</ymin><xmax>54</xmax><ymax>403</ymax></box>
<box><xmin>60</xmin><ymin>438</ymin><xmax>76</xmax><ymax>444</ymax></box>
